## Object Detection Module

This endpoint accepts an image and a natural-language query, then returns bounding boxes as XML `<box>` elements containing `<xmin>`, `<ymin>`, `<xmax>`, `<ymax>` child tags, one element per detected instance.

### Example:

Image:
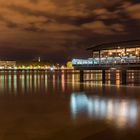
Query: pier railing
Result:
<box><xmin>72</xmin><ymin>56</ymin><xmax>140</xmax><ymax>67</ymax></box>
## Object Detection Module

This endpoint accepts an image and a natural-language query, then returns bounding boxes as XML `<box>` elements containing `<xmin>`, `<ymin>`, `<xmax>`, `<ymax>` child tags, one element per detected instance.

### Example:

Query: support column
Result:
<box><xmin>110</xmin><ymin>70</ymin><xmax>116</xmax><ymax>84</ymax></box>
<box><xmin>80</xmin><ymin>70</ymin><xmax>84</xmax><ymax>82</ymax></box>
<box><xmin>125</xmin><ymin>48</ymin><xmax>127</xmax><ymax>54</ymax></box>
<box><xmin>102</xmin><ymin>70</ymin><xmax>106</xmax><ymax>84</ymax></box>
<box><xmin>121</xmin><ymin>69</ymin><xmax>127</xmax><ymax>85</ymax></box>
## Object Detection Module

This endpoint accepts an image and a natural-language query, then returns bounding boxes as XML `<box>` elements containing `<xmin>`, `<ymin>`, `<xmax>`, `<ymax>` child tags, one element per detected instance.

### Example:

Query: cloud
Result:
<box><xmin>82</xmin><ymin>21</ymin><xmax>125</xmax><ymax>35</ymax></box>
<box><xmin>41</xmin><ymin>23</ymin><xmax>81</xmax><ymax>32</ymax></box>
<box><xmin>0</xmin><ymin>0</ymin><xmax>139</xmax><ymax>62</ymax></box>
<box><xmin>124</xmin><ymin>3</ymin><xmax>140</xmax><ymax>19</ymax></box>
<box><xmin>93</xmin><ymin>8</ymin><xmax>119</xmax><ymax>19</ymax></box>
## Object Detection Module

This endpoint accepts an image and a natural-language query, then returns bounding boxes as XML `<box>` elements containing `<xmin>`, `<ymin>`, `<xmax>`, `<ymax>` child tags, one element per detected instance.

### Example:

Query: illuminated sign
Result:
<box><xmin>72</xmin><ymin>59</ymin><xmax>93</xmax><ymax>65</ymax></box>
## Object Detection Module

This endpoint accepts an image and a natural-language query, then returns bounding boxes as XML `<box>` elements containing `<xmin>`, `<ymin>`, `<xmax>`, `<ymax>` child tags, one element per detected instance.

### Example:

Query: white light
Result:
<box><xmin>0</xmin><ymin>66</ymin><xmax>4</xmax><ymax>69</ymax></box>
<box><xmin>72</xmin><ymin>59</ymin><xmax>93</xmax><ymax>65</ymax></box>
<box><xmin>50</xmin><ymin>67</ymin><xmax>54</xmax><ymax>71</ymax></box>
<box><xmin>136</xmin><ymin>51</ymin><xmax>139</xmax><ymax>55</ymax></box>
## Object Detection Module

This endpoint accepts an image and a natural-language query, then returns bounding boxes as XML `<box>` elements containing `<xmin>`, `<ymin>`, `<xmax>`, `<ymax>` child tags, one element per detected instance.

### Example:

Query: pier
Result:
<box><xmin>72</xmin><ymin>40</ymin><xmax>140</xmax><ymax>84</ymax></box>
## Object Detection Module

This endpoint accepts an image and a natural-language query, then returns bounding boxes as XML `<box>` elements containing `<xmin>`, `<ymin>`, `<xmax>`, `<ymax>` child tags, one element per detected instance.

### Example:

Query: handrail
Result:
<box><xmin>72</xmin><ymin>57</ymin><xmax>140</xmax><ymax>66</ymax></box>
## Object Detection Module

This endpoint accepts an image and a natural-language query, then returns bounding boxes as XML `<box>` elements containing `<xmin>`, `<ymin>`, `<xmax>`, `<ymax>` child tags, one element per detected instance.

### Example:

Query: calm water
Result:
<box><xmin>0</xmin><ymin>70</ymin><xmax>140</xmax><ymax>140</ymax></box>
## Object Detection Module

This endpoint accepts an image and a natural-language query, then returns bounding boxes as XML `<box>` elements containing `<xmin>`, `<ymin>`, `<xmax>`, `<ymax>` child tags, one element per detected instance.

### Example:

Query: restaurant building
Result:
<box><xmin>72</xmin><ymin>40</ymin><xmax>140</xmax><ymax>65</ymax></box>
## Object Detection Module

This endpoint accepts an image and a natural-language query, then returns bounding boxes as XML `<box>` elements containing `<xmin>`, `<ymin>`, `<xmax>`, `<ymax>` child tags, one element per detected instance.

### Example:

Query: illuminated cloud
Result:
<box><xmin>93</xmin><ymin>8</ymin><xmax>119</xmax><ymax>19</ymax></box>
<box><xmin>0</xmin><ymin>0</ymin><xmax>139</xmax><ymax>62</ymax></box>
<box><xmin>82</xmin><ymin>21</ymin><xmax>125</xmax><ymax>35</ymax></box>
<box><xmin>124</xmin><ymin>3</ymin><xmax>140</xmax><ymax>19</ymax></box>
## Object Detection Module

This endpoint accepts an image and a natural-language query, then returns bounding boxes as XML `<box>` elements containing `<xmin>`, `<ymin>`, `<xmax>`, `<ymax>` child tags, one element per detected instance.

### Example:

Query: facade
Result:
<box><xmin>88</xmin><ymin>40</ymin><xmax>140</xmax><ymax>58</ymax></box>
<box><xmin>0</xmin><ymin>61</ymin><xmax>16</xmax><ymax>69</ymax></box>
<box><xmin>73</xmin><ymin>40</ymin><xmax>140</xmax><ymax>65</ymax></box>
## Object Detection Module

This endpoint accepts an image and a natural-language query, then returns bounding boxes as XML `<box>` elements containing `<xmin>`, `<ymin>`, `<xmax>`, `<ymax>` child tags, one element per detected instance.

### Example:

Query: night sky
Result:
<box><xmin>0</xmin><ymin>0</ymin><xmax>140</xmax><ymax>63</ymax></box>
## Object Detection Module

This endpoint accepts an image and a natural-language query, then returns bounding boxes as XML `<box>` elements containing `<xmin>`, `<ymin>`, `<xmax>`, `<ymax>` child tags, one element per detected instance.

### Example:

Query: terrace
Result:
<box><xmin>72</xmin><ymin>40</ymin><xmax>140</xmax><ymax>68</ymax></box>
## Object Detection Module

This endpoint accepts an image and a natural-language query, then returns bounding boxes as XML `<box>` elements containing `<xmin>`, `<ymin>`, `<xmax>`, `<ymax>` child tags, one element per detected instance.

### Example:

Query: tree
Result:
<box><xmin>66</xmin><ymin>61</ymin><xmax>73</xmax><ymax>68</ymax></box>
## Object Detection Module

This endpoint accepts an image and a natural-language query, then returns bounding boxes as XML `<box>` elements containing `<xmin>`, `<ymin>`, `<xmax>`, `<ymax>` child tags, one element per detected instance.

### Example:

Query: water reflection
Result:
<box><xmin>0</xmin><ymin>70</ymin><xmax>139</xmax><ymax>95</ymax></box>
<box><xmin>0</xmin><ymin>70</ymin><xmax>81</xmax><ymax>94</ymax></box>
<box><xmin>70</xmin><ymin>92</ymin><xmax>138</xmax><ymax>128</ymax></box>
<box><xmin>0</xmin><ymin>70</ymin><xmax>140</xmax><ymax>130</ymax></box>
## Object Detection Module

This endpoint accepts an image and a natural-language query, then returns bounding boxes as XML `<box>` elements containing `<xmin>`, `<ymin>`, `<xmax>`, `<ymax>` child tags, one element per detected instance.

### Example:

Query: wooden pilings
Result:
<box><xmin>79</xmin><ymin>69</ymin><xmax>128</xmax><ymax>85</ymax></box>
<box><xmin>79</xmin><ymin>69</ymin><xmax>106</xmax><ymax>84</ymax></box>
<box><xmin>80</xmin><ymin>70</ymin><xmax>84</xmax><ymax>82</ymax></box>
<box><xmin>110</xmin><ymin>70</ymin><xmax>116</xmax><ymax>84</ymax></box>
<box><xmin>79</xmin><ymin>70</ymin><xmax>106</xmax><ymax>84</ymax></box>
<box><xmin>102</xmin><ymin>70</ymin><xmax>106</xmax><ymax>84</ymax></box>
<box><xmin>121</xmin><ymin>69</ymin><xmax>127</xmax><ymax>85</ymax></box>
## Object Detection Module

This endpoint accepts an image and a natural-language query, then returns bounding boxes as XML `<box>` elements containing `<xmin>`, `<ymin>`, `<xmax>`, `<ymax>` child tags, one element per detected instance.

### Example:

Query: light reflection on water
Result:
<box><xmin>0</xmin><ymin>70</ymin><xmax>140</xmax><ymax>130</ymax></box>
<box><xmin>0</xmin><ymin>70</ymin><xmax>99</xmax><ymax>94</ymax></box>
<box><xmin>70</xmin><ymin>93</ymin><xmax>138</xmax><ymax>128</ymax></box>
<box><xmin>0</xmin><ymin>70</ymin><xmax>139</xmax><ymax>94</ymax></box>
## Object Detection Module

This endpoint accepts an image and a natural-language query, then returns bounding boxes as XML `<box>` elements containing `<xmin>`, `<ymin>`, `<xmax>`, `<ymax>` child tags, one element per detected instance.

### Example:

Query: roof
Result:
<box><xmin>87</xmin><ymin>40</ymin><xmax>140</xmax><ymax>52</ymax></box>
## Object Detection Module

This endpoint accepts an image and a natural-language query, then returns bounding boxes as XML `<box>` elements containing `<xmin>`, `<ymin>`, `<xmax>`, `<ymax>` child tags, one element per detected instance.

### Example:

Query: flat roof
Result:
<box><xmin>87</xmin><ymin>40</ymin><xmax>140</xmax><ymax>52</ymax></box>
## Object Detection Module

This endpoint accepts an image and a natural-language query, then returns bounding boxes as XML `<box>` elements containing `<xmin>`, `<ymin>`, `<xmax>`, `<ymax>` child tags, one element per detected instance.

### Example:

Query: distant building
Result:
<box><xmin>0</xmin><ymin>61</ymin><xmax>16</xmax><ymax>69</ymax></box>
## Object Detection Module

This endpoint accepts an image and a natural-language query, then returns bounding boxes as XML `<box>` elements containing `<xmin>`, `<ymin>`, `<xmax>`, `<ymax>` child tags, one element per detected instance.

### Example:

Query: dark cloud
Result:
<box><xmin>0</xmin><ymin>0</ymin><xmax>139</xmax><ymax>62</ymax></box>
